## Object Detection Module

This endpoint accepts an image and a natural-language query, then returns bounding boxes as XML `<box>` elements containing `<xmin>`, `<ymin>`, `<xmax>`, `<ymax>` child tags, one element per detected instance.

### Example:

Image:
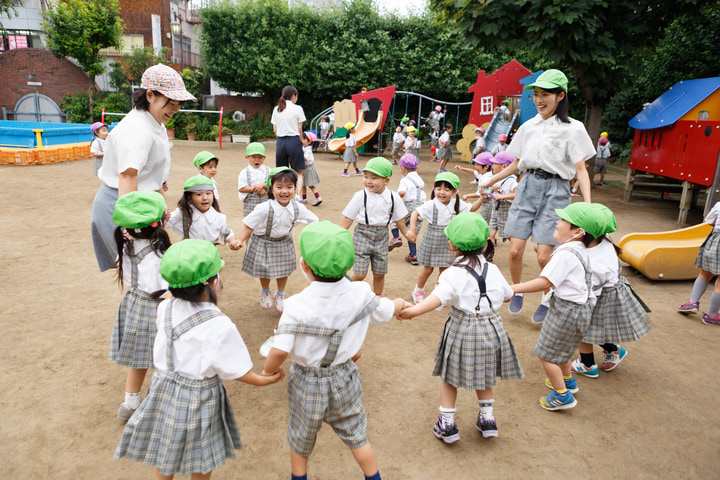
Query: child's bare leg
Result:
<box><xmin>578</xmin><ymin>342</ymin><xmax>593</xmax><ymax>354</ymax></box>
<box><xmin>475</xmin><ymin>387</ymin><xmax>493</xmax><ymax>401</ymax></box>
<box><xmin>290</xmin><ymin>451</ymin><xmax>309</xmax><ymax>477</ymax></box>
<box><xmin>416</xmin><ymin>266</ymin><xmax>434</xmax><ymax>289</ymax></box>
<box><xmin>540</xmin><ymin>358</ymin><xmax>565</xmax><ymax>391</ymax></box>
<box><xmin>372</xmin><ymin>273</ymin><xmax>385</xmax><ymax>295</ymax></box>
<box><xmin>350</xmin><ymin>443</ymin><xmax>379</xmax><ymax>477</ymax></box>
<box><xmin>155</xmin><ymin>469</ymin><xmax>211</xmax><ymax>480</ymax></box>
<box><xmin>352</xmin><ymin>162</ymin><xmax>359</xmax><ymax>171</ymax></box>
<box><xmin>351</xmin><ymin>272</ymin><xmax>367</xmax><ymax>282</ymax></box>
<box><xmin>260</xmin><ymin>278</ymin><xmax>271</xmax><ymax>290</ymax></box>
<box><xmin>155</xmin><ymin>468</ymin><xmax>173</xmax><ymax>480</ymax></box>
<box><xmin>301</xmin><ymin>186</ymin><xmax>307</xmax><ymax>196</ymax></box>
<box><xmin>125</xmin><ymin>368</ymin><xmax>148</xmax><ymax>395</ymax></box>
<box><xmin>276</xmin><ymin>276</ymin><xmax>288</xmax><ymax>292</ymax></box>
<box><xmin>508</xmin><ymin>237</ymin><xmax>527</xmax><ymax>283</ymax></box>
<box><xmin>440</xmin><ymin>381</ymin><xmax>458</xmax><ymax>408</ymax></box>
<box><xmin>489</xmin><ymin>229</ymin><xmax>497</xmax><ymax>243</ymax></box>
<box><xmin>296</xmin><ymin>171</ymin><xmax>304</xmax><ymax>193</ymax></box>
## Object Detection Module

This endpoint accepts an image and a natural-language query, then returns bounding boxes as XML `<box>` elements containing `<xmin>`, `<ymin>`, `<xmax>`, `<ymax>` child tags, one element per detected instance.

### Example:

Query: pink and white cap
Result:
<box><xmin>493</xmin><ymin>151</ymin><xmax>515</xmax><ymax>165</ymax></box>
<box><xmin>141</xmin><ymin>64</ymin><xmax>197</xmax><ymax>101</ymax></box>
<box><xmin>498</xmin><ymin>133</ymin><xmax>507</xmax><ymax>141</ymax></box>
<box><xmin>435</xmin><ymin>105</ymin><xmax>442</xmax><ymax>112</ymax></box>
<box><xmin>399</xmin><ymin>153</ymin><xmax>418</xmax><ymax>168</ymax></box>
<box><xmin>304</xmin><ymin>131</ymin><xmax>318</xmax><ymax>142</ymax></box>
<box><xmin>473</xmin><ymin>152</ymin><xmax>494</xmax><ymax>166</ymax></box>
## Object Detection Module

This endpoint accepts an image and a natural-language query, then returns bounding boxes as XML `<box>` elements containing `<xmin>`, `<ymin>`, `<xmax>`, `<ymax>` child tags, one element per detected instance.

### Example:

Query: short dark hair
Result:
<box><xmin>132</xmin><ymin>89</ymin><xmax>182</xmax><ymax>111</ymax></box>
<box><xmin>267</xmin><ymin>169</ymin><xmax>298</xmax><ymax>199</ymax></box>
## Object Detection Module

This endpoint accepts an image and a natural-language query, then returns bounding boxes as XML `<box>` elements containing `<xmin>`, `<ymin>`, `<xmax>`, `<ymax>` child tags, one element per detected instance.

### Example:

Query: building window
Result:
<box><xmin>480</xmin><ymin>96</ymin><xmax>493</xmax><ymax>115</ymax></box>
<box><xmin>698</xmin><ymin>110</ymin><xmax>710</xmax><ymax>121</ymax></box>
<box><xmin>101</xmin><ymin>34</ymin><xmax>145</xmax><ymax>55</ymax></box>
<box><xmin>0</xmin><ymin>30</ymin><xmax>43</xmax><ymax>51</ymax></box>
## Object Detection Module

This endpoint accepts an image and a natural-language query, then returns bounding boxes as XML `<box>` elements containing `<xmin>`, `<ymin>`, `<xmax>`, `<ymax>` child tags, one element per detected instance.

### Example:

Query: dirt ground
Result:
<box><xmin>1</xmin><ymin>140</ymin><xmax>719</xmax><ymax>480</ymax></box>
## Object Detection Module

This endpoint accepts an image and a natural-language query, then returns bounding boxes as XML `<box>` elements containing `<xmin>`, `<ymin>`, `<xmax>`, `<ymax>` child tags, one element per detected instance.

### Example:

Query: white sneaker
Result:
<box><xmin>260</xmin><ymin>290</ymin><xmax>273</xmax><ymax>310</ymax></box>
<box><xmin>274</xmin><ymin>292</ymin><xmax>284</xmax><ymax>313</ymax></box>
<box><xmin>412</xmin><ymin>289</ymin><xmax>424</xmax><ymax>304</ymax></box>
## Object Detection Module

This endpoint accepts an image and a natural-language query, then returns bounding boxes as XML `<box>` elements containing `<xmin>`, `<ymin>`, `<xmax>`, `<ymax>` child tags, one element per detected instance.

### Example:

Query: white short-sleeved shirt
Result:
<box><xmin>119</xmin><ymin>238</ymin><xmax>168</xmax><ymax>293</ymax></box>
<box><xmin>506</xmin><ymin>114</ymin><xmax>596</xmax><ymax>180</ymax></box>
<box><xmin>540</xmin><ymin>241</ymin><xmax>594</xmax><ymax>304</ymax></box>
<box><xmin>345</xmin><ymin>134</ymin><xmax>357</xmax><ymax>149</ymax></box>
<box><xmin>416</xmin><ymin>197</ymin><xmax>472</xmax><ymax>226</ymax></box>
<box><xmin>476</xmin><ymin>171</ymin><xmax>494</xmax><ymax>194</ymax></box>
<box><xmin>342</xmin><ymin>188</ymin><xmax>409</xmax><ymax>226</ymax></box>
<box><xmin>320</xmin><ymin>121</ymin><xmax>329</xmax><ymax>133</ymax></box>
<box><xmin>244</xmin><ymin>199</ymin><xmax>318</xmax><ymax>237</ymax></box>
<box><xmin>91</xmin><ymin>137</ymin><xmax>106</xmax><ymax>155</ymax></box>
<box><xmin>491</xmin><ymin>143</ymin><xmax>507</xmax><ymax>155</ymax></box>
<box><xmin>596</xmin><ymin>144</ymin><xmax>611</xmax><ymax>160</ymax></box>
<box><xmin>154</xmin><ymin>300</ymin><xmax>253</xmax><ymax>381</ymax></box>
<box><xmin>497</xmin><ymin>175</ymin><xmax>518</xmax><ymax>196</ymax></box>
<box><xmin>166</xmin><ymin>205</ymin><xmax>233</xmax><ymax>242</ymax></box>
<box><xmin>237</xmin><ymin>164</ymin><xmax>271</xmax><ymax>201</ymax></box>
<box><xmin>403</xmin><ymin>136</ymin><xmax>416</xmax><ymax>150</ymax></box>
<box><xmin>439</xmin><ymin>131</ymin><xmax>451</xmax><ymax>147</ymax></box>
<box><xmin>587</xmin><ymin>239</ymin><xmax>619</xmax><ymax>295</ymax></box>
<box><xmin>272</xmin><ymin>279</ymin><xmax>395</xmax><ymax>368</ymax></box>
<box><xmin>271</xmin><ymin>102</ymin><xmax>306</xmax><ymax>137</ymax></box>
<box><xmin>706</xmin><ymin>202</ymin><xmax>720</xmax><ymax>231</ymax></box>
<box><xmin>303</xmin><ymin>145</ymin><xmax>314</xmax><ymax>166</ymax></box>
<box><xmin>432</xmin><ymin>257</ymin><xmax>514</xmax><ymax>314</ymax></box>
<box><xmin>398</xmin><ymin>172</ymin><xmax>426</xmax><ymax>204</ymax></box>
<box><xmin>393</xmin><ymin>132</ymin><xmax>406</xmax><ymax>145</ymax></box>
<box><xmin>99</xmin><ymin>109</ymin><xmax>171</xmax><ymax>191</ymax></box>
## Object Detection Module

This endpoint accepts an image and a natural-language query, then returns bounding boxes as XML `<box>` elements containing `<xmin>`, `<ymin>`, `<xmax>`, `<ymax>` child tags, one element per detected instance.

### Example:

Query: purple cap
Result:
<box><xmin>473</xmin><ymin>152</ymin><xmax>494</xmax><ymax>166</ymax></box>
<box><xmin>91</xmin><ymin>122</ymin><xmax>107</xmax><ymax>133</ymax></box>
<box><xmin>399</xmin><ymin>153</ymin><xmax>418</xmax><ymax>168</ymax></box>
<box><xmin>493</xmin><ymin>151</ymin><xmax>515</xmax><ymax>165</ymax></box>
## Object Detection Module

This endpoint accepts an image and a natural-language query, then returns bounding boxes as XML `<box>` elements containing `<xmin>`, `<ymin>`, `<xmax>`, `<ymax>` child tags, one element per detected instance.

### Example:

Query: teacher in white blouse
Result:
<box><xmin>271</xmin><ymin>85</ymin><xmax>306</xmax><ymax>195</ymax></box>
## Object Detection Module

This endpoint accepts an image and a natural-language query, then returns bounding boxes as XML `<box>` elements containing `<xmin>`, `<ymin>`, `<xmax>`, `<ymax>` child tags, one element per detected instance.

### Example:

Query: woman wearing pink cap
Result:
<box><xmin>91</xmin><ymin>64</ymin><xmax>196</xmax><ymax>271</ymax></box>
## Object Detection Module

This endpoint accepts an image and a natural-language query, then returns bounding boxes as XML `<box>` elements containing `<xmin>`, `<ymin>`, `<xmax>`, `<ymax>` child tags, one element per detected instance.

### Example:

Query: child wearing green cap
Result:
<box><xmin>110</xmin><ymin>191</ymin><xmax>171</xmax><ymax>421</ymax></box>
<box><xmin>238</xmin><ymin>142</ymin><xmax>271</xmax><ymax>217</ymax></box>
<box><xmin>193</xmin><ymin>150</ymin><xmax>220</xmax><ymax>199</ymax></box>
<box><xmin>166</xmin><ymin>175</ymin><xmax>242</xmax><ymax>249</ymax></box>
<box><xmin>571</xmin><ymin>203</ymin><xmax>653</xmax><ymax>378</ymax></box>
<box><xmin>399</xmin><ymin>212</ymin><xmax>523</xmax><ymax>443</ymax></box>
<box><xmin>262</xmin><ymin>221</ymin><xmax>408</xmax><ymax>480</ymax></box>
<box><xmin>407</xmin><ymin>172</ymin><xmax>483</xmax><ymax>304</ymax></box>
<box><xmin>237</xmin><ymin>167</ymin><xmax>318</xmax><ymax>312</ymax></box>
<box><xmin>115</xmin><ymin>239</ymin><xmax>284</xmax><ymax>478</ymax></box>
<box><xmin>511</xmin><ymin>202</ymin><xmax>597</xmax><ymax>411</ymax></box>
<box><xmin>341</xmin><ymin>157</ymin><xmax>409</xmax><ymax>295</ymax></box>
<box><xmin>481</xmin><ymin>69</ymin><xmax>596</xmax><ymax>323</ymax></box>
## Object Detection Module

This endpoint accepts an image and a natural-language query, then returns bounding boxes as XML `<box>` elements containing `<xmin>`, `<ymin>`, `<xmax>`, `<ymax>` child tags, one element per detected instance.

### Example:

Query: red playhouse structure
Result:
<box><xmin>467</xmin><ymin>60</ymin><xmax>531</xmax><ymax>126</ymax></box>
<box><xmin>626</xmin><ymin>77</ymin><xmax>720</xmax><ymax>223</ymax></box>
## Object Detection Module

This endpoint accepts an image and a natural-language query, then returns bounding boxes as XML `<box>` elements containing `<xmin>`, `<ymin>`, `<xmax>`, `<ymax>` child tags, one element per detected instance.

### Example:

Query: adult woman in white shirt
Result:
<box><xmin>91</xmin><ymin>64</ymin><xmax>196</xmax><ymax>271</ymax></box>
<box><xmin>271</xmin><ymin>85</ymin><xmax>306</xmax><ymax>195</ymax></box>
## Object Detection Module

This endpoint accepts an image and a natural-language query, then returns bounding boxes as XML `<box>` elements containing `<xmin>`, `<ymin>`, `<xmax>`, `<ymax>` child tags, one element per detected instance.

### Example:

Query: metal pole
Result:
<box><xmin>219</xmin><ymin>107</ymin><xmax>224</xmax><ymax>149</ymax></box>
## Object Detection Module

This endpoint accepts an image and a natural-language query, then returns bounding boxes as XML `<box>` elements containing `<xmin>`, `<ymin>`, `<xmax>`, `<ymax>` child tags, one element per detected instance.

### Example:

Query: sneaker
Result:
<box><xmin>260</xmin><ymin>290</ymin><xmax>272</xmax><ymax>310</ymax></box>
<box><xmin>312</xmin><ymin>197</ymin><xmax>323</xmax><ymax>206</ymax></box>
<box><xmin>438</xmin><ymin>168</ymin><xmax>447</xmax><ymax>173</ymax></box>
<box><xmin>570</xmin><ymin>358</ymin><xmax>599</xmax><ymax>378</ymax></box>
<box><xmin>677</xmin><ymin>301</ymin><xmax>699</xmax><ymax>314</ymax></box>
<box><xmin>702</xmin><ymin>312</ymin><xmax>720</xmax><ymax>325</ymax></box>
<box><xmin>571</xmin><ymin>189</ymin><xmax>581</xmax><ymax>197</ymax></box>
<box><xmin>117</xmin><ymin>403</ymin><xmax>136</xmax><ymax>421</ymax></box>
<box><xmin>298</xmin><ymin>197</ymin><xmax>308</xmax><ymax>204</ymax></box>
<box><xmin>274</xmin><ymin>292</ymin><xmax>285</xmax><ymax>313</ymax></box>
<box><xmin>544</xmin><ymin>377</ymin><xmax>579</xmax><ymax>394</ymax></box>
<box><xmin>389</xmin><ymin>237</ymin><xmax>403</xmax><ymax>251</ymax></box>
<box><xmin>412</xmin><ymin>289</ymin><xmax>424</xmax><ymax>304</ymax></box>
<box><xmin>341</xmin><ymin>172</ymin><xmax>350</xmax><ymax>177</ymax></box>
<box><xmin>595</xmin><ymin>181</ymin><xmax>602</xmax><ymax>186</ymax></box>
<box><xmin>476</xmin><ymin>414</ymin><xmax>498</xmax><ymax>438</ymax></box>
<box><xmin>355</xmin><ymin>170</ymin><xmax>363</xmax><ymax>176</ymax></box>
<box><xmin>470</xmin><ymin>179</ymin><xmax>478</xmax><ymax>185</ymax></box>
<box><xmin>539</xmin><ymin>390</ymin><xmax>577</xmax><ymax>411</ymax></box>
<box><xmin>405</xmin><ymin>254</ymin><xmax>419</xmax><ymax>265</ymax></box>
<box><xmin>508</xmin><ymin>294</ymin><xmax>524</xmax><ymax>314</ymax></box>
<box><xmin>532</xmin><ymin>303</ymin><xmax>549</xmax><ymax>324</ymax></box>
<box><xmin>600</xmin><ymin>346</ymin><xmax>627</xmax><ymax>371</ymax></box>
<box><xmin>433</xmin><ymin>416</ymin><xmax>460</xmax><ymax>444</ymax></box>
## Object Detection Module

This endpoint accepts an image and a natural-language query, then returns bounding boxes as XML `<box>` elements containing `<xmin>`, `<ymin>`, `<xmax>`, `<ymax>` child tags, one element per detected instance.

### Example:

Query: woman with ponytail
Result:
<box><xmin>271</xmin><ymin>85</ymin><xmax>306</xmax><ymax>197</ymax></box>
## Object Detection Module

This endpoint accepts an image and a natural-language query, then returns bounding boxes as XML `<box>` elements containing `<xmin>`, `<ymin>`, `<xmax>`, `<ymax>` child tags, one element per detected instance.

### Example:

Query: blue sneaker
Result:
<box><xmin>532</xmin><ymin>303</ymin><xmax>549</xmax><ymax>323</ymax></box>
<box><xmin>539</xmin><ymin>390</ymin><xmax>577</xmax><ymax>411</ymax></box>
<box><xmin>571</xmin><ymin>358</ymin><xmax>599</xmax><ymax>378</ymax></box>
<box><xmin>544</xmin><ymin>377</ymin><xmax>578</xmax><ymax>394</ymax></box>
<box><xmin>600</xmin><ymin>345</ymin><xmax>627</xmax><ymax>372</ymax></box>
<box><xmin>508</xmin><ymin>294</ymin><xmax>524</xmax><ymax>314</ymax></box>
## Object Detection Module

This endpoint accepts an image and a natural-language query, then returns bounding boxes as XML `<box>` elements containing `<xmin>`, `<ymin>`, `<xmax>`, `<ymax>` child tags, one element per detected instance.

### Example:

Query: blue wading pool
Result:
<box><xmin>0</xmin><ymin>120</ymin><xmax>115</xmax><ymax>148</ymax></box>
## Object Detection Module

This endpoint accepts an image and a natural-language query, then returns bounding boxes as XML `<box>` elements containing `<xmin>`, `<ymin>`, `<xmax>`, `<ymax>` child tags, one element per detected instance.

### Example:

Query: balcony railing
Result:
<box><xmin>166</xmin><ymin>48</ymin><xmax>202</xmax><ymax>69</ymax></box>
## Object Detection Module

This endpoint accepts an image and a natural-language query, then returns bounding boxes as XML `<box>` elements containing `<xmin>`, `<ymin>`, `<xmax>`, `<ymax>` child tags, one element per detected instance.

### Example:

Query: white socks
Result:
<box><xmin>439</xmin><ymin>406</ymin><xmax>457</xmax><ymax>426</ymax></box>
<box><xmin>478</xmin><ymin>398</ymin><xmax>495</xmax><ymax>419</ymax></box>
<box><xmin>124</xmin><ymin>392</ymin><xmax>141</xmax><ymax>409</ymax></box>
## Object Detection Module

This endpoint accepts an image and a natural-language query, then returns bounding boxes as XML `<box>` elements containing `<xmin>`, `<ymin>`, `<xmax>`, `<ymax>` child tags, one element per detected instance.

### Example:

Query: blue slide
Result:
<box><xmin>483</xmin><ymin>109</ymin><xmax>519</xmax><ymax>154</ymax></box>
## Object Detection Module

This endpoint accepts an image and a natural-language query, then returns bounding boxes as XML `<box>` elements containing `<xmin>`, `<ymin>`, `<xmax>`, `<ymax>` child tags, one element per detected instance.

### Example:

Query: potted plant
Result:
<box><xmin>165</xmin><ymin>116</ymin><xmax>176</xmax><ymax>140</ymax></box>
<box><xmin>185</xmin><ymin>121</ymin><xmax>197</xmax><ymax>141</ymax></box>
<box><xmin>232</xmin><ymin>122</ymin><xmax>251</xmax><ymax>144</ymax></box>
<box><xmin>211</xmin><ymin>124</ymin><xmax>233</xmax><ymax>143</ymax></box>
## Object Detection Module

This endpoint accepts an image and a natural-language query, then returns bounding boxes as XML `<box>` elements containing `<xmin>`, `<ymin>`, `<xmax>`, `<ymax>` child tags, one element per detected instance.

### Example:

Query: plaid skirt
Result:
<box><xmin>406</xmin><ymin>148</ymin><xmax>419</xmax><ymax>159</ymax></box>
<box><xmin>242</xmin><ymin>193</ymin><xmax>268</xmax><ymax>218</ymax></box>
<box><xmin>303</xmin><ymin>163</ymin><xmax>321</xmax><ymax>187</ymax></box>
<box><xmin>287</xmin><ymin>360</ymin><xmax>367</xmax><ymax>457</ymax></box>
<box><xmin>695</xmin><ymin>230</ymin><xmax>720</xmax><ymax>274</ymax></box>
<box><xmin>94</xmin><ymin>156</ymin><xmax>103</xmax><ymax>176</ymax></box>
<box><xmin>343</xmin><ymin>148</ymin><xmax>357</xmax><ymax>163</ymax></box>
<box><xmin>241</xmin><ymin>234</ymin><xmax>296</xmax><ymax>279</ymax></box>
<box><xmin>391</xmin><ymin>143</ymin><xmax>402</xmax><ymax>156</ymax></box>
<box><xmin>115</xmin><ymin>371</ymin><xmax>241</xmax><ymax>476</ymax></box>
<box><xmin>418</xmin><ymin>223</ymin><xmax>454</xmax><ymax>267</ymax></box>
<box><xmin>353</xmin><ymin>223</ymin><xmax>389</xmax><ymax>275</ymax></box>
<box><xmin>109</xmin><ymin>288</ymin><xmax>160</xmax><ymax>369</ymax></box>
<box><xmin>437</xmin><ymin>146</ymin><xmax>452</xmax><ymax>161</ymax></box>
<box><xmin>479</xmin><ymin>200</ymin><xmax>493</xmax><ymax>225</ymax></box>
<box><xmin>584</xmin><ymin>277</ymin><xmax>654</xmax><ymax>344</ymax></box>
<box><xmin>433</xmin><ymin>308</ymin><xmax>524</xmax><ymax>391</ymax></box>
<box><xmin>489</xmin><ymin>201</ymin><xmax>511</xmax><ymax>239</ymax></box>
<box><xmin>535</xmin><ymin>295</ymin><xmax>592</xmax><ymax>364</ymax></box>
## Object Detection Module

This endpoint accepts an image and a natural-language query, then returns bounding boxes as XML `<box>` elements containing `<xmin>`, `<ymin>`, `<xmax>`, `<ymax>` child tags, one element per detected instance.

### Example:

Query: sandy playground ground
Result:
<box><xmin>1</xmin><ymin>140</ymin><xmax>719</xmax><ymax>479</ymax></box>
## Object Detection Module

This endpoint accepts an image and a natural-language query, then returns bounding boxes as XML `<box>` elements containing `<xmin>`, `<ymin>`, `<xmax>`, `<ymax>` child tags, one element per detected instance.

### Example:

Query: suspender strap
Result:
<box><xmin>262</xmin><ymin>201</ymin><xmax>299</xmax><ymax>238</ymax></box>
<box><xmin>128</xmin><ymin>243</ymin><xmax>155</xmax><ymax>287</ymax></box>
<box><xmin>408</xmin><ymin>176</ymin><xmax>423</xmax><ymax>202</ymax></box>
<box><xmin>363</xmin><ymin>190</ymin><xmax>395</xmax><ymax>226</ymax></box>
<box><xmin>276</xmin><ymin>296</ymin><xmax>381</xmax><ymax>367</ymax></box>
<box><xmin>461</xmin><ymin>263</ymin><xmax>492</xmax><ymax>312</ymax></box>
<box><xmin>163</xmin><ymin>298</ymin><xmax>223</xmax><ymax>372</ymax></box>
<box><xmin>564</xmin><ymin>247</ymin><xmax>593</xmax><ymax>294</ymax></box>
<box><xmin>432</xmin><ymin>203</ymin><xmax>438</xmax><ymax>225</ymax></box>
<box><xmin>247</xmin><ymin>168</ymin><xmax>252</xmax><ymax>184</ymax></box>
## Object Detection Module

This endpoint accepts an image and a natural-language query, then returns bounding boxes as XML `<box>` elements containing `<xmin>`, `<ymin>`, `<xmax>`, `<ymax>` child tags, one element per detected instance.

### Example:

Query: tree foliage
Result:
<box><xmin>123</xmin><ymin>46</ymin><xmax>166</xmax><ymax>86</ymax></box>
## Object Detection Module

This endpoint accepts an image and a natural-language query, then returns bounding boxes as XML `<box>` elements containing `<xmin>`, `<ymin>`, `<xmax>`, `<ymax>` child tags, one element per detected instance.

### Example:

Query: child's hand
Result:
<box><xmin>491</xmin><ymin>184</ymin><xmax>500</xmax><ymax>192</ymax></box>
<box><xmin>454</xmin><ymin>165</ymin><xmax>462</xmax><ymax>171</ymax></box>
<box><xmin>406</xmin><ymin>231</ymin><xmax>417</xmax><ymax>243</ymax></box>
<box><xmin>228</xmin><ymin>238</ymin><xmax>243</xmax><ymax>250</ymax></box>
<box><xmin>462</xmin><ymin>194</ymin><xmax>469</xmax><ymax>201</ymax></box>
<box><xmin>261</xmin><ymin>368</ymin><xmax>285</xmax><ymax>384</ymax></box>
<box><xmin>397</xmin><ymin>304</ymin><xmax>415</xmax><ymax>320</ymax></box>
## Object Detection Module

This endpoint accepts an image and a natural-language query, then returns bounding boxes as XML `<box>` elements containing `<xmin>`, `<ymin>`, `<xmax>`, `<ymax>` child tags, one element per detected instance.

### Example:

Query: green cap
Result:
<box><xmin>193</xmin><ymin>150</ymin><xmax>218</xmax><ymax>168</ymax></box>
<box><xmin>444</xmin><ymin>212</ymin><xmax>490</xmax><ymax>251</ymax></box>
<box><xmin>160</xmin><ymin>239</ymin><xmax>225</xmax><ymax>289</ymax></box>
<box><xmin>525</xmin><ymin>69</ymin><xmax>568</xmax><ymax>92</ymax></box>
<box><xmin>555</xmin><ymin>202</ymin><xmax>604</xmax><ymax>238</ymax></box>
<box><xmin>299</xmin><ymin>221</ymin><xmax>355</xmax><ymax>278</ymax></box>
<box><xmin>502</xmin><ymin>99</ymin><xmax>510</xmax><ymax>105</ymax></box>
<box><xmin>266</xmin><ymin>166</ymin><xmax>293</xmax><ymax>189</ymax></box>
<box><xmin>401</xmin><ymin>116</ymin><xmax>409</xmax><ymax>123</ymax></box>
<box><xmin>434</xmin><ymin>171</ymin><xmax>460</xmax><ymax>190</ymax></box>
<box><xmin>590</xmin><ymin>203</ymin><xmax>617</xmax><ymax>235</ymax></box>
<box><xmin>246</xmin><ymin>142</ymin><xmax>266</xmax><ymax>157</ymax></box>
<box><xmin>112</xmin><ymin>191</ymin><xmax>165</xmax><ymax>229</ymax></box>
<box><xmin>183</xmin><ymin>174</ymin><xmax>214</xmax><ymax>192</ymax></box>
<box><xmin>363</xmin><ymin>157</ymin><xmax>394</xmax><ymax>178</ymax></box>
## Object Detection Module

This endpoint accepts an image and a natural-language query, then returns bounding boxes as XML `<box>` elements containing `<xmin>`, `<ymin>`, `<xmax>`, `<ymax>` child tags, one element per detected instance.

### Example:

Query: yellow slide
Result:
<box><xmin>328</xmin><ymin>110</ymin><xmax>384</xmax><ymax>153</ymax></box>
<box><xmin>617</xmin><ymin>223</ymin><xmax>712</xmax><ymax>280</ymax></box>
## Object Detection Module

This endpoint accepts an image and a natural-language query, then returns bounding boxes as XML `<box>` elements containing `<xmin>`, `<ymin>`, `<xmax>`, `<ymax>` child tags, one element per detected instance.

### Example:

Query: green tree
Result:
<box><xmin>428</xmin><ymin>0</ymin><xmax>700</xmax><ymax>139</ymax></box>
<box><xmin>43</xmin><ymin>0</ymin><xmax>123</xmax><ymax>121</ymax></box>
<box><xmin>124</xmin><ymin>46</ymin><xmax>167</xmax><ymax>86</ymax></box>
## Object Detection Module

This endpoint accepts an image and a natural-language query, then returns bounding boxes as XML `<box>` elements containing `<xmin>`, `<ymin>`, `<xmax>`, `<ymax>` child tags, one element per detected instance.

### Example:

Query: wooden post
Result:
<box><xmin>678</xmin><ymin>180</ymin><xmax>692</xmax><ymax>224</ymax></box>
<box><xmin>624</xmin><ymin>168</ymin><xmax>635</xmax><ymax>202</ymax></box>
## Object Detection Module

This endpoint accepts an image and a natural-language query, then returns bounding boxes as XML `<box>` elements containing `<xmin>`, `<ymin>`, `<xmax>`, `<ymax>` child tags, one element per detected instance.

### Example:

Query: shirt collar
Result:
<box><xmin>305</xmin><ymin>277</ymin><xmax>352</xmax><ymax>296</ymax></box>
